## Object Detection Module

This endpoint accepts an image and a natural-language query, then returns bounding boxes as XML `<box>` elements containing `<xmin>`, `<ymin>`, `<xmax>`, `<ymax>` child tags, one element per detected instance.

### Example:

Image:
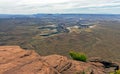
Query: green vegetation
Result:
<box><xmin>110</xmin><ymin>70</ymin><xmax>120</xmax><ymax>74</ymax></box>
<box><xmin>82</xmin><ymin>71</ymin><xmax>86</xmax><ymax>74</ymax></box>
<box><xmin>69</xmin><ymin>51</ymin><xmax>87</xmax><ymax>62</ymax></box>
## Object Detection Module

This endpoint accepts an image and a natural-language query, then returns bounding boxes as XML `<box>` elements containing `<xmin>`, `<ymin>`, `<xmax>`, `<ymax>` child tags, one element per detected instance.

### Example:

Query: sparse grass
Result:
<box><xmin>69</xmin><ymin>51</ymin><xmax>87</xmax><ymax>62</ymax></box>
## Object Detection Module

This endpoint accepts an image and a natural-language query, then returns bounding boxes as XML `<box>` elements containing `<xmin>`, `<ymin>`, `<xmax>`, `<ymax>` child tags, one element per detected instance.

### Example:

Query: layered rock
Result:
<box><xmin>0</xmin><ymin>46</ymin><xmax>119</xmax><ymax>74</ymax></box>
<box><xmin>0</xmin><ymin>46</ymin><xmax>59</xmax><ymax>74</ymax></box>
<box><xmin>42</xmin><ymin>55</ymin><xmax>105</xmax><ymax>74</ymax></box>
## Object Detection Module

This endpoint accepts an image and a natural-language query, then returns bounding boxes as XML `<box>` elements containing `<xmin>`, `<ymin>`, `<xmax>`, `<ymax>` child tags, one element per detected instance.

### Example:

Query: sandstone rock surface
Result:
<box><xmin>0</xmin><ymin>46</ymin><xmax>59</xmax><ymax>74</ymax></box>
<box><xmin>0</xmin><ymin>46</ymin><xmax>119</xmax><ymax>74</ymax></box>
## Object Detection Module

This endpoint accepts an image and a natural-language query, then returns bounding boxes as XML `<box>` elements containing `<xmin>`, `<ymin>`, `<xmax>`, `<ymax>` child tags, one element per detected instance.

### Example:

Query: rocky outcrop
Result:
<box><xmin>57</xmin><ymin>23</ymin><xmax>69</xmax><ymax>33</ymax></box>
<box><xmin>0</xmin><ymin>46</ymin><xmax>119</xmax><ymax>74</ymax></box>
<box><xmin>0</xmin><ymin>46</ymin><xmax>59</xmax><ymax>74</ymax></box>
<box><xmin>42</xmin><ymin>55</ymin><xmax>105</xmax><ymax>74</ymax></box>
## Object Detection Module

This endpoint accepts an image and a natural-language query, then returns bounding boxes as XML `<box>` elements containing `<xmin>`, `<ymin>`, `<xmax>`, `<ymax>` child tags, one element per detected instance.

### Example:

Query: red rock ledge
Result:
<box><xmin>0</xmin><ymin>46</ymin><xmax>118</xmax><ymax>74</ymax></box>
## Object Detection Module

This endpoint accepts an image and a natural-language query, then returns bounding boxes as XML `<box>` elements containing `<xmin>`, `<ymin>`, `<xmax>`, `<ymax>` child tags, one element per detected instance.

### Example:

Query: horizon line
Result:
<box><xmin>0</xmin><ymin>13</ymin><xmax>120</xmax><ymax>15</ymax></box>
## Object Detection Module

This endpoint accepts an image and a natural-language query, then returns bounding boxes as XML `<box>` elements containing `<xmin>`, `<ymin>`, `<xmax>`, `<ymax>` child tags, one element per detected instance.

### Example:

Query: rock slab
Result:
<box><xmin>0</xmin><ymin>46</ymin><xmax>118</xmax><ymax>74</ymax></box>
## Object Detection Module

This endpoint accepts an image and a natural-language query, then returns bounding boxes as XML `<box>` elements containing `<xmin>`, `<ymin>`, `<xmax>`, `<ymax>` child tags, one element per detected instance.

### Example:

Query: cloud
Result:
<box><xmin>0</xmin><ymin>0</ymin><xmax>120</xmax><ymax>14</ymax></box>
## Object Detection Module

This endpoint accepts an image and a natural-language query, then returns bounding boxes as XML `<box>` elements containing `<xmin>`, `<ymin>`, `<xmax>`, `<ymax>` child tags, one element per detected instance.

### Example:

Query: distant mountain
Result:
<box><xmin>0</xmin><ymin>14</ymin><xmax>120</xmax><ymax>20</ymax></box>
<box><xmin>0</xmin><ymin>14</ymin><xmax>33</xmax><ymax>18</ymax></box>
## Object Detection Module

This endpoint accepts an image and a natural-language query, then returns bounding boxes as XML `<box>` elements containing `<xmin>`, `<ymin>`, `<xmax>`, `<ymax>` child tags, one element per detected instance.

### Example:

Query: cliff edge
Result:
<box><xmin>0</xmin><ymin>46</ymin><xmax>119</xmax><ymax>74</ymax></box>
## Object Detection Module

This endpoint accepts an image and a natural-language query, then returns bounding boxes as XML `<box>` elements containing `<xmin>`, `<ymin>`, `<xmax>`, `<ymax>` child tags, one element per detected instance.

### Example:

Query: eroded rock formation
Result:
<box><xmin>0</xmin><ymin>46</ymin><xmax>119</xmax><ymax>74</ymax></box>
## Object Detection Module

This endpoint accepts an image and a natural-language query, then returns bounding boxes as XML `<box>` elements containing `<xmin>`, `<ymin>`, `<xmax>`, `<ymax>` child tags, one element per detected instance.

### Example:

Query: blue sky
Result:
<box><xmin>0</xmin><ymin>0</ymin><xmax>120</xmax><ymax>14</ymax></box>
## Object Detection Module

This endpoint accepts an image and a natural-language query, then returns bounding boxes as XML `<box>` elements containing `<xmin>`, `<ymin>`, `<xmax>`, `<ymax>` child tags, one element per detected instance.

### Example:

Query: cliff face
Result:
<box><xmin>0</xmin><ymin>46</ymin><xmax>119</xmax><ymax>74</ymax></box>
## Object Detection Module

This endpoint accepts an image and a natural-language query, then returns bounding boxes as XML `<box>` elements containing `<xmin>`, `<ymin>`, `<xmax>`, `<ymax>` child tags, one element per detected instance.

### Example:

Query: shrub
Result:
<box><xmin>116</xmin><ymin>70</ymin><xmax>120</xmax><ymax>74</ymax></box>
<box><xmin>69</xmin><ymin>51</ymin><xmax>87</xmax><ymax>62</ymax></box>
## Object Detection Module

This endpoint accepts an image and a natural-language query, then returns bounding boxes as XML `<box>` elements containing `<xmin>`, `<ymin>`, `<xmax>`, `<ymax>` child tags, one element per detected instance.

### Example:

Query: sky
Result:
<box><xmin>0</xmin><ymin>0</ymin><xmax>120</xmax><ymax>14</ymax></box>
